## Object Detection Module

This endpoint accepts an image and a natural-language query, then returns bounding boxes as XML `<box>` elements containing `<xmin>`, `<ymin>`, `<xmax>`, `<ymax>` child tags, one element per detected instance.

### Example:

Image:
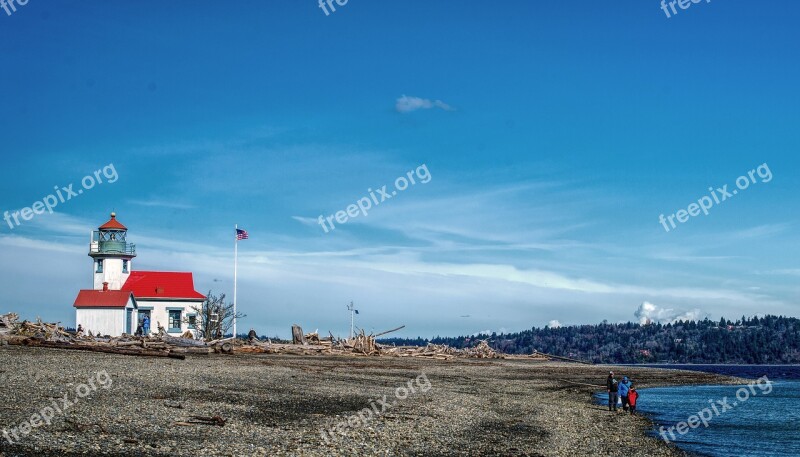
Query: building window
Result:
<box><xmin>122</xmin><ymin>260</ymin><xmax>129</xmax><ymax>273</ymax></box>
<box><xmin>168</xmin><ymin>310</ymin><xmax>182</xmax><ymax>332</ymax></box>
<box><xmin>187</xmin><ymin>314</ymin><xmax>197</xmax><ymax>330</ymax></box>
<box><xmin>95</xmin><ymin>260</ymin><xmax>103</xmax><ymax>273</ymax></box>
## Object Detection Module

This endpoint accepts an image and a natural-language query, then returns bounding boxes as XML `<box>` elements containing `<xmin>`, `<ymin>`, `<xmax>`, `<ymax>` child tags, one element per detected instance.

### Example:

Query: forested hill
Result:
<box><xmin>378</xmin><ymin>315</ymin><xmax>800</xmax><ymax>364</ymax></box>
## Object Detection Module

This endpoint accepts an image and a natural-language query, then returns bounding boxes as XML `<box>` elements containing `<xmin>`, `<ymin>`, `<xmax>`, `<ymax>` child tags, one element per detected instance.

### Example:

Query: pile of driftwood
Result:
<box><xmin>2</xmin><ymin>313</ymin><xmax>554</xmax><ymax>362</ymax></box>
<box><xmin>0</xmin><ymin>312</ymin><xmax>18</xmax><ymax>336</ymax></box>
<box><xmin>235</xmin><ymin>324</ymin><xmax>510</xmax><ymax>360</ymax></box>
<box><xmin>0</xmin><ymin>313</ymin><xmax>233</xmax><ymax>360</ymax></box>
<box><xmin>380</xmin><ymin>340</ymin><xmax>504</xmax><ymax>360</ymax></box>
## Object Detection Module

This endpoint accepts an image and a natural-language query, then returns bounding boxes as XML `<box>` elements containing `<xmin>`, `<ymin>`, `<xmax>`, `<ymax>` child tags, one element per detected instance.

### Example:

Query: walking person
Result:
<box><xmin>142</xmin><ymin>315</ymin><xmax>150</xmax><ymax>336</ymax></box>
<box><xmin>606</xmin><ymin>371</ymin><xmax>619</xmax><ymax>411</ymax></box>
<box><xmin>618</xmin><ymin>376</ymin><xmax>632</xmax><ymax>412</ymax></box>
<box><xmin>628</xmin><ymin>385</ymin><xmax>639</xmax><ymax>415</ymax></box>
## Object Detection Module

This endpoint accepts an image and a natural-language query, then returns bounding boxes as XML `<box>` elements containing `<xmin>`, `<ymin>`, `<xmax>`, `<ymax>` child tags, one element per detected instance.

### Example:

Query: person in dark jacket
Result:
<box><xmin>618</xmin><ymin>376</ymin><xmax>632</xmax><ymax>412</ymax></box>
<box><xmin>606</xmin><ymin>371</ymin><xmax>618</xmax><ymax>411</ymax></box>
<box><xmin>628</xmin><ymin>385</ymin><xmax>639</xmax><ymax>415</ymax></box>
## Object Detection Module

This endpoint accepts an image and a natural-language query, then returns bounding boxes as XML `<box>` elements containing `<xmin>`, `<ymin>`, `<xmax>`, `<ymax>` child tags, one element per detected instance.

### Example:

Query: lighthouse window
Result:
<box><xmin>168</xmin><ymin>310</ymin><xmax>182</xmax><ymax>333</ymax></box>
<box><xmin>95</xmin><ymin>260</ymin><xmax>103</xmax><ymax>273</ymax></box>
<box><xmin>122</xmin><ymin>260</ymin><xmax>129</xmax><ymax>273</ymax></box>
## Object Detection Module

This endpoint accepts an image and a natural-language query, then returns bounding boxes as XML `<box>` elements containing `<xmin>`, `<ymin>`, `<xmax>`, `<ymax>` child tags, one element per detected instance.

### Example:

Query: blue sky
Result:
<box><xmin>0</xmin><ymin>0</ymin><xmax>798</xmax><ymax>338</ymax></box>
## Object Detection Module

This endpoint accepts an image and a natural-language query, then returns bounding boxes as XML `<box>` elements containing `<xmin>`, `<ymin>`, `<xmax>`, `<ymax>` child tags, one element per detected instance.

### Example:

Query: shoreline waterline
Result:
<box><xmin>595</xmin><ymin>364</ymin><xmax>800</xmax><ymax>457</ymax></box>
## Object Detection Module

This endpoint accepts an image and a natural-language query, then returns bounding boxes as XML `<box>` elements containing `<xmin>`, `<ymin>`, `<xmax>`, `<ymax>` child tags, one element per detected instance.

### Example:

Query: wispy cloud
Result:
<box><xmin>395</xmin><ymin>95</ymin><xmax>454</xmax><ymax>113</ymax></box>
<box><xmin>732</xmin><ymin>223</ymin><xmax>791</xmax><ymax>239</ymax></box>
<box><xmin>762</xmin><ymin>269</ymin><xmax>800</xmax><ymax>276</ymax></box>
<box><xmin>291</xmin><ymin>216</ymin><xmax>319</xmax><ymax>226</ymax></box>
<box><xmin>128</xmin><ymin>198</ymin><xmax>195</xmax><ymax>210</ymax></box>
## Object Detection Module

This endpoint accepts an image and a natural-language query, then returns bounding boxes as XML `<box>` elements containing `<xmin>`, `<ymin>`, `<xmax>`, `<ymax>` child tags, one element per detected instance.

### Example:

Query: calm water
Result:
<box><xmin>598</xmin><ymin>365</ymin><xmax>800</xmax><ymax>456</ymax></box>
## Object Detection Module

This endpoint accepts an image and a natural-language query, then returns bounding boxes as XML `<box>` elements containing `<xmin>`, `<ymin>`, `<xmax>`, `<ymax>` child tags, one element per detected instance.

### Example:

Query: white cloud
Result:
<box><xmin>128</xmin><ymin>198</ymin><xmax>195</xmax><ymax>209</ymax></box>
<box><xmin>764</xmin><ymin>269</ymin><xmax>800</xmax><ymax>276</ymax></box>
<box><xmin>547</xmin><ymin>320</ymin><xmax>562</xmax><ymax>328</ymax></box>
<box><xmin>732</xmin><ymin>223</ymin><xmax>791</xmax><ymax>239</ymax></box>
<box><xmin>395</xmin><ymin>95</ymin><xmax>454</xmax><ymax>113</ymax></box>
<box><xmin>291</xmin><ymin>216</ymin><xmax>319</xmax><ymax>227</ymax></box>
<box><xmin>634</xmin><ymin>301</ymin><xmax>705</xmax><ymax>325</ymax></box>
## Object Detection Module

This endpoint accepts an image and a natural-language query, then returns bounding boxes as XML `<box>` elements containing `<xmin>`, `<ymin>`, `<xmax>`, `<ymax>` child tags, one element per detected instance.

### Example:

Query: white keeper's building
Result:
<box><xmin>73</xmin><ymin>213</ymin><xmax>206</xmax><ymax>337</ymax></box>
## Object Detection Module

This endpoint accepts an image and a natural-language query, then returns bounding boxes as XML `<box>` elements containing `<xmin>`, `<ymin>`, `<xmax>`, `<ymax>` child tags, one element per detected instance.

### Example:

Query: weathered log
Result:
<box><xmin>112</xmin><ymin>340</ymin><xmax>144</xmax><ymax>348</ymax></box>
<box><xmin>160</xmin><ymin>335</ymin><xmax>207</xmax><ymax>348</ymax></box>
<box><xmin>10</xmin><ymin>338</ymin><xmax>185</xmax><ymax>360</ymax></box>
<box><xmin>141</xmin><ymin>342</ymin><xmax>169</xmax><ymax>349</ymax></box>
<box><xmin>170</xmin><ymin>347</ymin><xmax>213</xmax><ymax>355</ymax></box>
<box><xmin>291</xmin><ymin>324</ymin><xmax>305</xmax><ymax>345</ymax></box>
<box><xmin>207</xmin><ymin>337</ymin><xmax>235</xmax><ymax>346</ymax></box>
<box><xmin>373</xmin><ymin>325</ymin><xmax>406</xmax><ymax>338</ymax></box>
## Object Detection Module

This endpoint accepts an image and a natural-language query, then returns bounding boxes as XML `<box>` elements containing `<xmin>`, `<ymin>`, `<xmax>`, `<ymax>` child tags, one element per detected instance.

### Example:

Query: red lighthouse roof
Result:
<box><xmin>122</xmin><ymin>271</ymin><xmax>206</xmax><ymax>300</ymax></box>
<box><xmin>73</xmin><ymin>290</ymin><xmax>135</xmax><ymax>308</ymax></box>
<box><xmin>99</xmin><ymin>212</ymin><xmax>127</xmax><ymax>230</ymax></box>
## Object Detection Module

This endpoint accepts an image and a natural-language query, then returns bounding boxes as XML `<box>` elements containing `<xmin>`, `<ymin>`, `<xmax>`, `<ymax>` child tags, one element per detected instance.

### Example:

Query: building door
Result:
<box><xmin>125</xmin><ymin>309</ymin><xmax>133</xmax><ymax>334</ymax></box>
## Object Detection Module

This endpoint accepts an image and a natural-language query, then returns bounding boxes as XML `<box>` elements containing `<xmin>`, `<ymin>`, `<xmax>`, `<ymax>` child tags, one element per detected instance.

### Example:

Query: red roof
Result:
<box><xmin>73</xmin><ymin>290</ymin><xmax>135</xmax><ymax>308</ymax></box>
<box><xmin>99</xmin><ymin>212</ymin><xmax>127</xmax><ymax>230</ymax></box>
<box><xmin>122</xmin><ymin>271</ymin><xmax>206</xmax><ymax>300</ymax></box>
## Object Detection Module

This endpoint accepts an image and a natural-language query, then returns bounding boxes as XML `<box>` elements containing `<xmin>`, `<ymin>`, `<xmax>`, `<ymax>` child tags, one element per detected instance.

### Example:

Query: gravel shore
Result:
<box><xmin>0</xmin><ymin>345</ymin><xmax>739</xmax><ymax>456</ymax></box>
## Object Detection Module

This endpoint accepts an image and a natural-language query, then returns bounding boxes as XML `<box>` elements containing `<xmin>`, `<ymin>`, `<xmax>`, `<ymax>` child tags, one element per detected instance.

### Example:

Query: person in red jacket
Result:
<box><xmin>628</xmin><ymin>385</ymin><xmax>639</xmax><ymax>415</ymax></box>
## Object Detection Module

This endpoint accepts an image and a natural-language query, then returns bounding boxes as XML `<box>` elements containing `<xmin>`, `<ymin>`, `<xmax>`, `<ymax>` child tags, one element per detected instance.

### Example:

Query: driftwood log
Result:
<box><xmin>291</xmin><ymin>324</ymin><xmax>305</xmax><ymax>345</ymax></box>
<box><xmin>0</xmin><ymin>312</ymin><xmax>240</xmax><ymax>359</ymax></box>
<box><xmin>12</xmin><ymin>337</ymin><xmax>186</xmax><ymax>360</ymax></box>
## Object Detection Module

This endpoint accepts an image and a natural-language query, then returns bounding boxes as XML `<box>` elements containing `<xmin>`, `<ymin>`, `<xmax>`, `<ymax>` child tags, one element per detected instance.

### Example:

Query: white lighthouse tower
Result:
<box><xmin>88</xmin><ymin>212</ymin><xmax>136</xmax><ymax>291</ymax></box>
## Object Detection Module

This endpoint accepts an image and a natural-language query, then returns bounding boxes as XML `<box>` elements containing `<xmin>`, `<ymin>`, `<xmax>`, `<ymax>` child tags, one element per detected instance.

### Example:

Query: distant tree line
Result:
<box><xmin>378</xmin><ymin>315</ymin><xmax>800</xmax><ymax>364</ymax></box>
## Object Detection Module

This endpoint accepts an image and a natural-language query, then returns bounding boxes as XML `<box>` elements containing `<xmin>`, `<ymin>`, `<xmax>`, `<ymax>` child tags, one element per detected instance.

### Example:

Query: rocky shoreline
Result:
<box><xmin>0</xmin><ymin>345</ymin><xmax>740</xmax><ymax>456</ymax></box>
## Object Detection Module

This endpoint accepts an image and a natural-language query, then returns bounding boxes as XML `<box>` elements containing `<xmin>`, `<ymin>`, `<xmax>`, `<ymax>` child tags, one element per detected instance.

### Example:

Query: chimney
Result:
<box><xmin>103</xmin><ymin>282</ymin><xmax>109</xmax><ymax>291</ymax></box>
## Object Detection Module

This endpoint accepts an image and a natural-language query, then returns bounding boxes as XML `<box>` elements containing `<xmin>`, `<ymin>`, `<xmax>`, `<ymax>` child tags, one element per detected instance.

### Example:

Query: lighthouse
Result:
<box><xmin>74</xmin><ymin>213</ymin><xmax>205</xmax><ymax>337</ymax></box>
<box><xmin>89</xmin><ymin>212</ymin><xmax>136</xmax><ymax>291</ymax></box>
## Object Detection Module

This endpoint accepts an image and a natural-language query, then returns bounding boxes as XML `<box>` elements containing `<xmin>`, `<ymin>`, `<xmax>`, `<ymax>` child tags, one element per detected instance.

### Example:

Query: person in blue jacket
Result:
<box><xmin>142</xmin><ymin>315</ymin><xmax>150</xmax><ymax>336</ymax></box>
<box><xmin>618</xmin><ymin>376</ymin><xmax>632</xmax><ymax>412</ymax></box>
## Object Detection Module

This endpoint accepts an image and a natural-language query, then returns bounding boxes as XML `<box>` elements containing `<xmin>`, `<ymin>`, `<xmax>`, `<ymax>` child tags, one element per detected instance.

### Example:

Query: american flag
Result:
<box><xmin>236</xmin><ymin>228</ymin><xmax>249</xmax><ymax>240</ymax></box>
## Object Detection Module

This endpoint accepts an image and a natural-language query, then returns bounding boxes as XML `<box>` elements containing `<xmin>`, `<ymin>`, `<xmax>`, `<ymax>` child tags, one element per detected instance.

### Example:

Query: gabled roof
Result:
<box><xmin>73</xmin><ymin>290</ymin><xmax>135</xmax><ymax>308</ymax></box>
<box><xmin>99</xmin><ymin>212</ymin><xmax>127</xmax><ymax>230</ymax></box>
<box><xmin>122</xmin><ymin>271</ymin><xmax>206</xmax><ymax>300</ymax></box>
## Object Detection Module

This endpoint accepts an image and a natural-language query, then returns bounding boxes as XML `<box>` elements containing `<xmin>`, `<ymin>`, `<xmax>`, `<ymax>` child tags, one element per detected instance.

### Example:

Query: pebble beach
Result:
<box><xmin>0</xmin><ymin>345</ymin><xmax>738</xmax><ymax>456</ymax></box>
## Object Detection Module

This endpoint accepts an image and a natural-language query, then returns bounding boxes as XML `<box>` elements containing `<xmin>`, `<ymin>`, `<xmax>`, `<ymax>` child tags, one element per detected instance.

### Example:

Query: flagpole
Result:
<box><xmin>348</xmin><ymin>301</ymin><xmax>354</xmax><ymax>339</ymax></box>
<box><xmin>233</xmin><ymin>224</ymin><xmax>238</xmax><ymax>338</ymax></box>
